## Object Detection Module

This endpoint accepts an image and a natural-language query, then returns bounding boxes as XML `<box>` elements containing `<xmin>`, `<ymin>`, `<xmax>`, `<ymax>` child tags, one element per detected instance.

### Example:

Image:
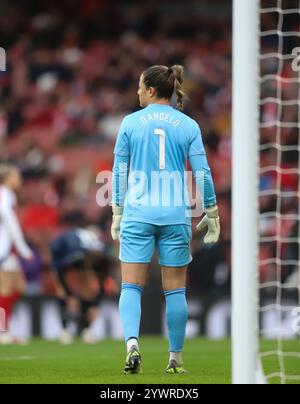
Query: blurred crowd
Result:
<box><xmin>0</xmin><ymin>0</ymin><xmax>298</xmax><ymax>303</ymax></box>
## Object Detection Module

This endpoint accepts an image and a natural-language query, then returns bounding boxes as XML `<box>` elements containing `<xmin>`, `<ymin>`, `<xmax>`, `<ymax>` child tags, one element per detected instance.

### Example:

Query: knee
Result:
<box><xmin>0</xmin><ymin>275</ymin><xmax>11</xmax><ymax>296</ymax></box>
<box><xmin>161</xmin><ymin>267</ymin><xmax>187</xmax><ymax>291</ymax></box>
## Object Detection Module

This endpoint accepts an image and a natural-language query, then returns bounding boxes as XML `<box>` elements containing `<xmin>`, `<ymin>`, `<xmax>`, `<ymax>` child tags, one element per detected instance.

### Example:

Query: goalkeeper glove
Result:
<box><xmin>197</xmin><ymin>205</ymin><xmax>220</xmax><ymax>244</ymax></box>
<box><xmin>111</xmin><ymin>205</ymin><xmax>123</xmax><ymax>241</ymax></box>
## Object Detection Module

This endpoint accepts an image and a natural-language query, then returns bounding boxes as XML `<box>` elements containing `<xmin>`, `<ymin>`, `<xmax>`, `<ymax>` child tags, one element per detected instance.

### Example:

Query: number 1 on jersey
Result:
<box><xmin>154</xmin><ymin>129</ymin><xmax>166</xmax><ymax>170</ymax></box>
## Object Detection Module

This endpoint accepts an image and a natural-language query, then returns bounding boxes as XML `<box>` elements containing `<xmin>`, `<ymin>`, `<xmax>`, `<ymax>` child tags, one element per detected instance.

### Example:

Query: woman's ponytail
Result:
<box><xmin>170</xmin><ymin>65</ymin><xmax>185</xmax><ymax>111</ymax></box>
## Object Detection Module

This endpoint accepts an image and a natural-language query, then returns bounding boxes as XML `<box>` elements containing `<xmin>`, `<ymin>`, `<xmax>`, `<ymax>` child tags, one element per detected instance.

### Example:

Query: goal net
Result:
<box><xmin>258</xmin><ymin>0</ymin><xmax>300</xmax><ymax>384</ymax></box>
<box><xmin>232</xmin><ymin>0</ymin><xmax>300</xmax><ymax>384</ymax></box>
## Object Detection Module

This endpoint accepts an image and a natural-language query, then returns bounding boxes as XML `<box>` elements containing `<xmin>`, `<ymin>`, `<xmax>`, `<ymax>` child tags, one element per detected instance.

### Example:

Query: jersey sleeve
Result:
<box><xmin>114</xmin><ymin>117</ymin><xmax>130</xmax><ymax>157</ymax></box>
<box><xmin>112</xmin><ymin>154</ymin><xmax>129</xmax><ymax>206</ymax></box>
<box><xmin>3</xmin><ymin>207</ymin><xmax>32</xmax><ymax>259</ymax></box>
<box><xmin>188</xmin><ymin>122</ymin><xmax>206</xmax><ymax>157</ymax></box>
<box><xmin>0</xmin><ymin>189</ymin><xmax>32</xmax><ymax>259</ymax></box>
<box><xmin>112</xmin><ymin>117</ymin><xmax>130</xmax><ymax>206</ymax></box>
<box><xmin>188</xmin><ymin>122</ymin><xmax>217</xmax><ymax>208</ymax></box>
<box><xmin>0</xmin><ymin>188</ymin><xmax>11</xmax><ymax>217</ymax></box>
<box><xmin>189</xmin><ymin>154</ymin><xmax>217</xmax><ymax>209</ymax></box>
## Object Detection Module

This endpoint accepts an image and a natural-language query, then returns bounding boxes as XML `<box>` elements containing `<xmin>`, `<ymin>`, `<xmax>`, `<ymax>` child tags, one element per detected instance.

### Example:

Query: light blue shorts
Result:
<box><xmin>120</xmin><ymin>221</ymin><xmax>192</xmax><ymax>267</ymax></box>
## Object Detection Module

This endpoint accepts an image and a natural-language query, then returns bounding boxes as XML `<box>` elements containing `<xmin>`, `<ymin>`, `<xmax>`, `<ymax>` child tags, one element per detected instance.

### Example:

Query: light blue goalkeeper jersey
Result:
<box><xmin>112</xmin><ymin>103</ymin><xmax>216</xmax><ymax>226</ymax></box>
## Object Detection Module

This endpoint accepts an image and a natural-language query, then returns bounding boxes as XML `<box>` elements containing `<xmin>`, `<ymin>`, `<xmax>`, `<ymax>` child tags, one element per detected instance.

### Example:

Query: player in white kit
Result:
<box><xmin>0</xmin><ymin>164</ymin><xmax>33</xmax><ymax>344</ymax></box>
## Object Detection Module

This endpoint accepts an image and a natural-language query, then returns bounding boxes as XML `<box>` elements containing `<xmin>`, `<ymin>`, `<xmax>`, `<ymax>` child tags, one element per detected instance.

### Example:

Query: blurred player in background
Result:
<box><xmin>111</xmin><ymin>65</ymin><xmax>220</xmax><ymax>374</ymax></box>
<box><xmin>0</xmin><ymin>164</ymin><xmax>33</xmax><ymax>344</ymax></box>
<box><xmin>51</xmin><ymin>227</ymin><xmax>117</xmax><ymax>344</ymax></box>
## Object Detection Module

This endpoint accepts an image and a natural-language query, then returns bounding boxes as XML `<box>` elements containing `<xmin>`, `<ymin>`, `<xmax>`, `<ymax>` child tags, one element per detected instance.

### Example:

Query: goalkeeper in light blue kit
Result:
<box><xmin>111</xmin><ymin>65</ymin><xmax>220</xmax><ymax>374</ymax></box>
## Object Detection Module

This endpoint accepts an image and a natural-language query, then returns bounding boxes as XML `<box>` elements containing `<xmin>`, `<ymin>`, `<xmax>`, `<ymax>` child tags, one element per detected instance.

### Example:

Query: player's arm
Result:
<box><xmin>2</xmin><ymin>204</ymin><xmax>32</xmax><ymax>259</ymax></box>
<box><xmin>111</xmin><ymin>117</ymin><xmax>130</xmax><ymax>241</ymax></box>
<box><xmin>111</xmin><ymin>154</ymin><xmax>129</xmax><ymax>241</ymax></box>
<box><xmin>189</xmin><ymin>123</ymin><xmax>220</xmax><ymax>244</ymax></box>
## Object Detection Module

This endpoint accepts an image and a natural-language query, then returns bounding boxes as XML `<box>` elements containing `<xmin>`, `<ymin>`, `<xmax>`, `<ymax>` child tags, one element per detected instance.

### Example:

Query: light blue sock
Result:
<box><xmin>164</xmin><ymin>288</ymin><xmax>188</xmax><ymax>352</ymax></box>
<box><xmin>119</xmin><ymin>283</ymin><xmax>143</xmax><ymax>342</ymax></box>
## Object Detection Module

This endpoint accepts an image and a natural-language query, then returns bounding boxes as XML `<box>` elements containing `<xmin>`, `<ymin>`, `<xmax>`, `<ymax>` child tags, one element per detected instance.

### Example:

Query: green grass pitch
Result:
<box><xmin>0</xmin><ymin>337</ymin><xmax>299</xmax><ymax>384</ymax></box>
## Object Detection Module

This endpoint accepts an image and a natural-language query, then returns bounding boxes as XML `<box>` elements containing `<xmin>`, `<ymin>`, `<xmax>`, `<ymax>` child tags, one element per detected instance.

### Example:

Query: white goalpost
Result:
<box><xmin>232</xmin><ymin>0</ymin><xmax>300</xmax><ymax>384</ymax></box>
<box><xmin>232</xmin><ymin>0</ymin><xmax>260</xmax><ymax>385</ymax></box>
